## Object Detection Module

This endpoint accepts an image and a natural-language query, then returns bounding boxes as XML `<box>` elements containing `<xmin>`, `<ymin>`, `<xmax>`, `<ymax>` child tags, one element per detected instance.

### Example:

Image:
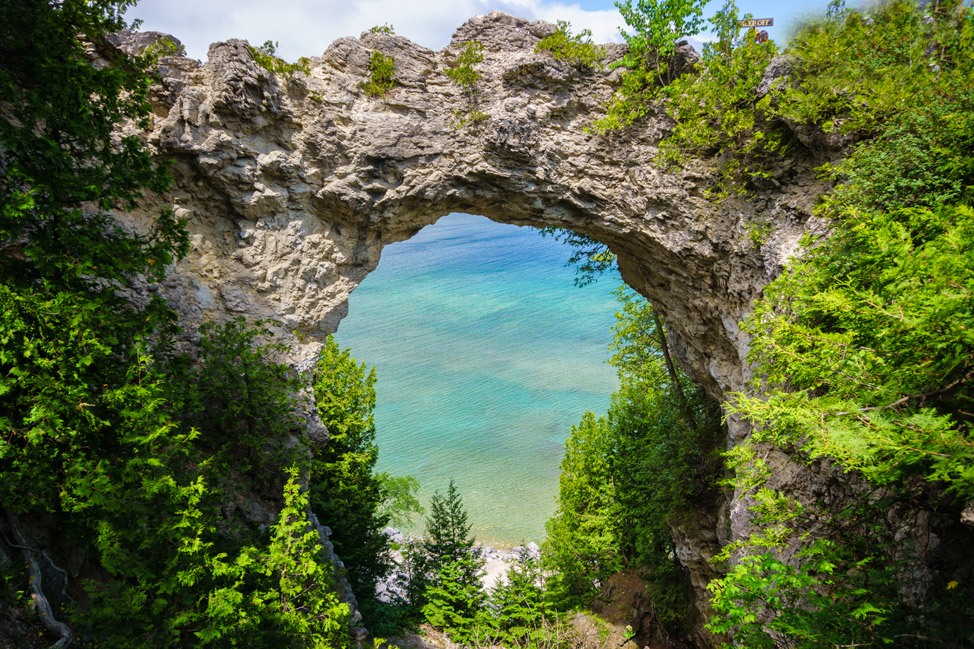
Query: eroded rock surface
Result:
<box><xmin>134</xmin><ymin>13</ymin><xmax>827</xmax><ymax>392</ymax></box>
<box><xmin>116</xmin><ymin>14</ymin><xmax>837</xmax><ymax>645</ymax></box>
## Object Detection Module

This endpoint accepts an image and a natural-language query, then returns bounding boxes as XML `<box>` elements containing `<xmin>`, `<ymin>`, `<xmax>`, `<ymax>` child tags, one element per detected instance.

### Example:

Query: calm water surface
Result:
<box><xmin>335</xmin><ymin>213</ymin><xmax>619</xmax><ymax>546</ymax></box>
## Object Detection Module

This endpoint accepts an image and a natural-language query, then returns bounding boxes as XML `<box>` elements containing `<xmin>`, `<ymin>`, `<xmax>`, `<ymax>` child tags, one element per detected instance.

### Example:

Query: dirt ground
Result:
<box><xmin>581</xmin><ymin>570</ymin><xmax>693</xmax><ymax>649</ymax></box>
<box><xmin>0</xmin><ymin>600</ymin><xmax>53</xmax><ymax>649</ymax></box>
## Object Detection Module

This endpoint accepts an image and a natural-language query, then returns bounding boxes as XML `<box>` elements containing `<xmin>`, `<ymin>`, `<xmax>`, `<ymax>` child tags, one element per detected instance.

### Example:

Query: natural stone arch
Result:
<box><xmin>109</xmin><ymin>16</ymin><xmax>971</xmax><ymax>645</ymax></box>
<box><xmin>114</xmin><ymin>14</ymin><xmax>834</xmax><ymax>643</ymax></box>
<box><xmin>139</xmin><ymin>12</ymin><xmax>824</xmax><ymax>406</ymax></box>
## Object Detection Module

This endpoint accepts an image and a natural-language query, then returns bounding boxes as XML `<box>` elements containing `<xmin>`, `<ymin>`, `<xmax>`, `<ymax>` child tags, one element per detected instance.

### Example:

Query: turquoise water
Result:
<box><xmin>334</xmin><ymin>214</ymin><xmax>620</xmax><ymax>546</ymax></box>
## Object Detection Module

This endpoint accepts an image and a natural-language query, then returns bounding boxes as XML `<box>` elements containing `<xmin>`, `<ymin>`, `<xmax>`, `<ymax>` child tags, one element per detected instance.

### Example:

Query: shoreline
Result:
<box><xmin>380</xmin><ymin>527</ymin><xmax>541</xmax><ymax>593</ymax></box>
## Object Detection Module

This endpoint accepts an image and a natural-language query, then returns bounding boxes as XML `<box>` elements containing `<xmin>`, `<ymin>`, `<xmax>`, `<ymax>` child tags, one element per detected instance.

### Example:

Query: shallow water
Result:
<box><xmin>335</xmin><ymin>213</ymin><xmax>620</xmax><ymax>546</ymax></box>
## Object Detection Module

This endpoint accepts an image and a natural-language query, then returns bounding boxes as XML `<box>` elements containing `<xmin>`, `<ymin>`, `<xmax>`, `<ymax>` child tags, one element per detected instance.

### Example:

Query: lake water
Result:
<box><xmin>334</xmin><ymin>213</ymin><xmax>620</xmax><ymax>546</ymax></box>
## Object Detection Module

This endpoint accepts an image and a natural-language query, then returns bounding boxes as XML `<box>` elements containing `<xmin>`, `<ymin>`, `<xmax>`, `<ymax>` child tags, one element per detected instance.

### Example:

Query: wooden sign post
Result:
<box><xmin>739</xmin><ymin>17</ymin><xmax>774</xmax><ymax>27</ymax></box>
<box><xmin>739</xmin><ymin>17</ymin><xmax>773</xmax><ymax>43</ymax></box>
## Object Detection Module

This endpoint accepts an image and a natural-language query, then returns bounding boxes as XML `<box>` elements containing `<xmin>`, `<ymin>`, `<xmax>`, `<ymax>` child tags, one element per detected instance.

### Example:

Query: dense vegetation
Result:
<box><xmin>543</xmin><ymin>288</ymin><xmax>725</xmax><ymax>623</ymax></box>
<box><xmin>0</xmin><ymin>2</ymin><xmax>384</xmax><ymax>646</ymax></box>
<box><xmin>384</xmin><ymin>480</ymin><xmax>564</xmax><ymax>648</ymax></box>
<box><xmin>555</xmin><ymin>0</ymin><xmax>974</xmax><ymax>647</ymax></box>
<box><xmin>3</xmin><ymin>0</ymin><xmax>973</xmax><ymax>647</ymax></box>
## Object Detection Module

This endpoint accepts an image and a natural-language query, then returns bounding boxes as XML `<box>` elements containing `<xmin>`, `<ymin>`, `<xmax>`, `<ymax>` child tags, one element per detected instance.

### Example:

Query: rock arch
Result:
<box><xmin>140</xmin><ymin>12</ymin><xmax>824</xmax><ymax>405</ymax></box>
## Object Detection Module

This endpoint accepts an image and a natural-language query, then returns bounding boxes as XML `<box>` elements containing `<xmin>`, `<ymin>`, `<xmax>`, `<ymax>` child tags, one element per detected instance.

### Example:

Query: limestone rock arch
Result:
<box><xmin>139</xmin><ymin>12</ymin><xmax>824</xmax><ymax>405</ymax></box>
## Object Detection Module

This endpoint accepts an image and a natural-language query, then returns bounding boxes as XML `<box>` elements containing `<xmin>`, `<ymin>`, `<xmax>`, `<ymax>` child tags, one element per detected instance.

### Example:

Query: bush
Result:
<box><xmin>592</xmin><ymin>0</ymin><xmax>705</xmax><ymax>132</ymax></box>
<box><xmin>535</xmin><ymin>20</ymin><xmax>605</xmax><ymax>70</ymax></box>
<box><xmin>363</xmin><ymin>50</ymin><xmax>396</xmax><ymax>97</ymax></box>
<box><xmin>248</xmin><ymin>40</ymin><xmax>310</xmax><ymax>79</ymax></box>
<box><xmin>446</xmin><ymin>40</ymin><xmax>487</xmax><ymax>128</ymax></box>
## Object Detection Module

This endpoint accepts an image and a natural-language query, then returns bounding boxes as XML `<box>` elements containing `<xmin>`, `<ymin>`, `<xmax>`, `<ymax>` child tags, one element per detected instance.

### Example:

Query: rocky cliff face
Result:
<box><xmin>116</xmin><ymin>14</ymin><xmax>835</xmax><ymax>645</ymax></box>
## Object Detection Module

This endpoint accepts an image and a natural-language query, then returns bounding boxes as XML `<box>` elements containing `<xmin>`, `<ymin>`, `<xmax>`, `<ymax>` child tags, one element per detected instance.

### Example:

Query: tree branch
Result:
<box><xmin>835</xmin><ymin>368</ymin><xmax>974</xmax><ymax>417</ymax></box>
<box><xmin>652</xmin><ymin>308</ymin><xmax>698</xmax><ymax>432</ymax></box>
<box><xmin>2</xmin><ymin>509</ymin><xmax>74</xmax><ymax>648</ymax></box>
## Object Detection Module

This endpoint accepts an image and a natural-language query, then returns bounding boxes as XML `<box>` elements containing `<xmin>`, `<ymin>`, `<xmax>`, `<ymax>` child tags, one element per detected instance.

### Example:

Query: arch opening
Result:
<box><xmin>335</xmin><ymin>212</ymin><xmax>621</xmax><ymax>546</ymax></box>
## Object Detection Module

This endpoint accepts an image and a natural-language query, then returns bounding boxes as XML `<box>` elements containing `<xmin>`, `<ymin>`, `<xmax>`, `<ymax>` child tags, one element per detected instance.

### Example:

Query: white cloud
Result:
<box><xmin>127</xmin><ymin>0</ymin><xmax>625</xmax><ymax>62</ymax></box>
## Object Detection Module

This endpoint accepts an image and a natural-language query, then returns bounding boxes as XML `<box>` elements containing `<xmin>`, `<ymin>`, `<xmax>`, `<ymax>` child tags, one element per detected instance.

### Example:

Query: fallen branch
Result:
<box><xmin>3</xmin><ymin>509</ymin><xmax>73</xmax><ymax>648</ymax></box>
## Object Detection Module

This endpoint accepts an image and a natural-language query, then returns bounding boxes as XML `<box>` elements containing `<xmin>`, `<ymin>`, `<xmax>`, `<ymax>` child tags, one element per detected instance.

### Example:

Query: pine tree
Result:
<box><xmin>311</xmin><ymin>336</ymin><xmax>389</xmax><ymax>613</ymax></box>
<box><xmin>424</xmin><ymin>479</ymin><xmax>474</xmax><ymax>561</ymax></box>
<box><xmin>487</xmin><ymin>548</ymin><xmax>549</xmax><ymax>648</ymax></box>
<box><xmin>419</xmin><ymin>480</ymin><xmax>486</xmax><ymax>642</ymax></box>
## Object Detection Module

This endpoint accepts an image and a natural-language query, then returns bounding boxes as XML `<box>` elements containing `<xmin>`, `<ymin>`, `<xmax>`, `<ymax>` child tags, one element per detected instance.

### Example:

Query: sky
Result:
<box><xmin>126</xmin><ymin>0</ymin><xmax>836</xmax><ymax>62</ymax></box>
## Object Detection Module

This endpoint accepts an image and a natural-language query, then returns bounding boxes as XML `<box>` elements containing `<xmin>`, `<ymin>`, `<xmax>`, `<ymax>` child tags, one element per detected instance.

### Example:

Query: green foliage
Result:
<box><xmin>312</xmin><ymin>336</ymin><xmax>389</xmax><ymax>613</ymax></box>
<box><xmin>415</xmin><ymin>480</ymin><xmax>486</xmax><ymax>643</ymax></box>
<box><xmin>705</xmin><ymin>2</ymin><xmax>974</xmax><ymax>644</ymax></box>
<box><xmin>592</xmin><ymin>0</ymin><xmax>705</xmax><ymax>132</ymax></box>
<box><xmin>446</xmin><ymin>40</ymin><xmax>487</xmax><ymax>128</ymax></box>
<box><xmin>67</xmin><ymin>324</ymin><xmax>356</xmax><ymax>647</ymax></box>
<box><xmin>700</xmin><ymin>479</ymin><xmax>913</xmax><ymax>648</ymax></box>
<box><xmin>707</xmin><ymin>541</ymin><xmax>891</xmax><ymax>648</ymax></box>
<box><xmin>544</xmin><ymin>288</ymin><xmax>724</xmax><ymax>622</ymax></box>
<box><xmin>368</xmin><ymin>24</ymin><xmax>396</xmax><ymax>35</ymax></box>
<box><xmin>221</xmin><ymin>468</ymin><xmax>353</xmax><ymax>648</ymax></box>
<box><xmin>0</xmin><ymin>0</ymin><xmax>186</xmax><ymax>519</ymax></box>
<box><xmin>482</xmin><ymin>549</ymin><xmax>554</xmax><ymax>649</ymax></box>
<box><xmin>423</xmin><ymin>481</ymin><xmax>476</xmax><ymax>570</ymax></box>
<box><xmin>655</xmin><ymin>0</ymin><xmax>974</xmax><ymax>197</ymax></box>
<box><xmin>84</xmin><ymin>469</ymin><xmax>354</xmax><ymax>648</ymax></box>
<box><xmin>733</xmin><ymin>207</ymin><xmax>974</xmax><ymax>495</ymax></box>
<box><xmin>616</xmin><ymin>0</ymin><xmax>705</xmax><ymax>62</ymax></box>
<box><xmin>377</xmin><ymin>473</ymin><xmax>424</xmax><ymax>528</ymax></box>
<box><xmin>0</xmin><ymin>1</ymin><xmax>362</xmax><ymax>644</ymax></box>
<box><xmin>657</xmin><ymin>1</ymin><xmax>784</xmax><ymax>195</ymax></box>
<box><xmin>449</xmin><ymin>108</ymin><xmax>489</xmax><ymax>129</ymax></box>
<box><xmin>0</xmin><ymin>0</ymin><xmax>187</xmax><ymax>290</ymax></box>
<box><xmin>421</xmin><ymin>551</ymin><xmax>487</xmax><ymax>644</ymax></box>
<box><xmin>769</xmin><ymin>0</ymin><xmax>974</xmax><ymax>147</ymax></box>
<box><xmin>540</xmin><ymin>228</ymin><xmax>616</xmax><ymax>286</ymax></box>
<box><xmin>544</xmin><ymin>411</ymin><xmax>624</xmax><ymax>605</ymax></box>
<box><xmin>144</xmin><ymin>35</ymin><xmax>186</xmax><ymax>59</ymax></box>
<box><xmin>363</xmin><ymin>50</ymin><xmax>396</xmax><ymax>97</ymax></box>
<box><xmin>535</xmin><ymin>21</ymin><xmax>605</xmax><ymax>70</ymax></box>
<box><xmin>248</xmin><ymin>39</ymin><xmax>311</xmax><ymax>79</ymax></box>
<box><xmin>446</xmin><ymin>40</ymin><xmax>485</xmax><ymax>88</ymax></box>
<box><xmin>179</xmin><ymin>318</ymin><xmax>303</xmax><ymax>482</ymax></box>
<box><xmin>731</xmin><ymin>0</ymin><xmax>974</xmax><ymax>499</ymax></box>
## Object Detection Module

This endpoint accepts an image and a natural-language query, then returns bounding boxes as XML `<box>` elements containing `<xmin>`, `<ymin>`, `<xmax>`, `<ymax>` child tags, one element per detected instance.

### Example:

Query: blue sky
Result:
<box><xmin>127</xmin><ymin>0</ymin><xmax>835</xmax><ymax>62</ymax></box>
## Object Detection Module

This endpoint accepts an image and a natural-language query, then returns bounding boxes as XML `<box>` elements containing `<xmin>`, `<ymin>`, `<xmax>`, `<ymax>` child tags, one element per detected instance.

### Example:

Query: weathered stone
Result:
<box><xmin>123</xmin><ymin>15</ymin><xmax>826</xmax><ymax>400</ymax></box>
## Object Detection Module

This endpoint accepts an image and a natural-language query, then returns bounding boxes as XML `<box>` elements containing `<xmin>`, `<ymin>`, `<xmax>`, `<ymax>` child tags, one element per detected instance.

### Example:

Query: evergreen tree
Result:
<box><xmin>486</xmin><ymin>548</ymin><xmax>549</xmax><ymax>649</ymax></box>
<box><xmin>209</xmin><ymin>468</ymin><xmax>353</xmax><ymax>648</ymax></box>
<box><xmin>419</xmin><ymin>480</ymin><xmax>486</xmax><ymax>643</ymax></box>
<box><xmin>311</xmin><ymin>336</ymin><xmax>389</xmax><ymax>614</ymax></box>
<box><xmin>543</xmin><ymin>411</ymin><xmax>623</xmax><ymax>605</ymax></box>
<box><xmin>424</xmin><ymin>479</ymin><xmax>475</xmax><ymax>562</ymax></box>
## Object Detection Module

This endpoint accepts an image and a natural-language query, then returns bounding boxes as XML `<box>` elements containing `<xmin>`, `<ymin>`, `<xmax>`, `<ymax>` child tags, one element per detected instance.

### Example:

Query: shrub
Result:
<box><xmin>248</xmin><ymin>39</ymin><xmax>311</xmax><ymax>79</ymax></box>
<box><xmin>363</xmin><ymin>50</ymin><xmax>396</xmax><ymax>97</ymax></box>
<box><xmin>535</xmin><ymin>20</ymin><xmax>605</xmax><ymax>70</ymax></box>
<box><xmin>446</xmin><ymin>40</ymin><xmax>487</xmax><ymax>128</ymax></box>
<box><xmin>592</xmin><ymin>0</ymin><xmax>706</xmax><ymax>133</ymax></box>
